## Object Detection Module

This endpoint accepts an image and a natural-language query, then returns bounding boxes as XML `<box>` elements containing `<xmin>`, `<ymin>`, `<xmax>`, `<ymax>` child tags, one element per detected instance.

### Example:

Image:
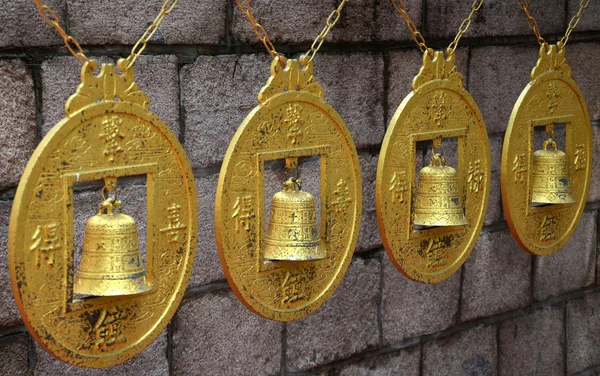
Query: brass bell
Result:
<box><xmin>74</xmin><ymin>184</ymin><xmax>152</xmax><ymax>296</ymax></box>
<box><xmin>413</xmin><ymin>153</ymin><xmax>468</xmax><ymax>227</ymax></box>
<box><xmin>531</xmin><ymin>138</ymin><xmax>576</xmax><ymax>205</ymax></box>
<box><xmin>263</xmin><ymin>178</ymin><xmax>326</xmax><ymax>261</ymax></box>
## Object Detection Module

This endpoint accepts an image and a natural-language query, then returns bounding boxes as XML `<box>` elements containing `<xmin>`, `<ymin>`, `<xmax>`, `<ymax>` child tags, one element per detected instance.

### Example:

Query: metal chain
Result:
<box><xmin>300</xmin><ymin>0</ymin><xmax>350</xmax><ymax>65</ymax></box>
<box><xmin>391</xmin><ymin>0</ymin><xmax>428</xmax><ymax>53</ymax></box>
<box><xmin>235</xmin><ymin>0</ymin><xmax>350</xmax><ymax>65</ymax></box>
<box><xmin>516</xmin><ymin>0</ymin><xmax>590</xmax><ymax>49</ymax></box>
<box><xmin>446</xmin><ymin>0</ymin><xmax>484</xmax><ymax>55</ymax></box>
<box><xmin>32</xmin><ymin>0</ymin><xmax>178</xmax><ymax>69</ymax></box>
<box><xmin>235</xmin><ymin>0</ymin><xmax>282</xmax><ymax>60</ymax></box>
<box><xmin>391</xmin><ymin>0</ymin><xmax>484</xmax><ymax>56</ymax></box>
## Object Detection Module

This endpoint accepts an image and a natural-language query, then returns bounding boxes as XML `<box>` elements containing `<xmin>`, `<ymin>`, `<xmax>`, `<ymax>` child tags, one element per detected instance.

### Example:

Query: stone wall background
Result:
<box><xmin>0</xmin><ymin>0</ymin><xmax>599</xmax><ymax>375</ymax></box>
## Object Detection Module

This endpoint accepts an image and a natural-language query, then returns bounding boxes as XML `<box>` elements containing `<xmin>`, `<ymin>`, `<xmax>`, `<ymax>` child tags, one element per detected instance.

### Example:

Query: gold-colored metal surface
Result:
<box><xmin>376</xmin><ymin>50</ymin><xmax>490</xmax><ymax>283</ymax></box>
<box><xmin>74</xmin><ymin>183</ymin><xmax>152</xmax><ymax>297</ymax></box>
<box><xmin>413</xmin><ymin>153</ymin><xmax>469</xmax><ymax>227</ymax></box>
<box><xmin>32</xmin><ymin>0</ymin><xmax>178</xmax><ymax>67</ymax></box>
<box><xmin>264</xmin><ymin>178</ymin><xmax>327</xmax><ymax>261</ymax></box>
<box><xmin>501</xmin><ymin>44</ymin><xmax>591</xmax><ymax>256</ymax></box>
<box><xmin>215</xmin><ymin>57</ymin><xmax>362</xmax><ymax>321</ymax></box>
<box><xmin>235</xmin><ymin>0</ymin><xmax>349</xmax><ymax>65</ymax></box>
<box><xmin>531</xmin><ymin>138</ymin><xmax>576</xmax><ymax>205</ymax></box>
<box><xmin>8</xmin><ymin>60</ymin><xmax>198</xmax><ymax>368</ymax></box>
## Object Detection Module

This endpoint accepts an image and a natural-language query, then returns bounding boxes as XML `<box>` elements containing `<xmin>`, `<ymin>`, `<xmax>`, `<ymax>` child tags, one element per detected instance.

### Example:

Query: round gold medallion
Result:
<box><xmin>501</xmin><ymin>44</ymin><xmax>591</xmax><ymax>256</ymax></box>
<box><xmin>216</xmin><ymin>58</ymin><xmax>362</xmax><ymax>321</ymax></box>
<box><xmin>8</xmin><ymin>61</ymin><xmax>198</xmax><ymax>368</ymax></box>
<box><xmin>377</xmin><ymin>51</ymin><xmax>490</xmax><ymax>284</ymax></box>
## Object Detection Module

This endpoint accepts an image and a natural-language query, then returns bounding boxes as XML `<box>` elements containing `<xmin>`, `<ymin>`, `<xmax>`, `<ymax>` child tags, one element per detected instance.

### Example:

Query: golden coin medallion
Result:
<box><xmin>216</xmin><ymin>57</ymin><xmax>362</xmax><ymax>321</ymax></box>
<box><xmin>8</xmin><ymin>60</ymin><xmax>198</xmax><ymax>368</ymax></box>
<box><xmin>377</xmin><ymin>50</ymin><xmax>490</xmax><ymax>283</ymax></box>
<box><xmin>501</xmin><ymin>44</ymin><xmax>591</xmax><ymax>256</ymax></box>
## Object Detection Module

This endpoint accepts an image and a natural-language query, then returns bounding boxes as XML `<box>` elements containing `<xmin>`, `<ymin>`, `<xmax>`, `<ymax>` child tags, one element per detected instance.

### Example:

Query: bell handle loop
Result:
<box><xmin>99</xmin><ymin>177</ymin><xmax>122</xmax><ymax>215</ymax></box>
<box><xmin>430</xmin><ymin>153</ymin><xmax>447</xmax><ymax>167</ymax></box>
<box><xmin>283</xmin><ymin>177</ymin><xmax>302</xmax><ymax>192</ymax></box>
<box><xmin>543</xmin><ymin>139</ymin><xmax>558</xmax><ymax>151</ymax></box>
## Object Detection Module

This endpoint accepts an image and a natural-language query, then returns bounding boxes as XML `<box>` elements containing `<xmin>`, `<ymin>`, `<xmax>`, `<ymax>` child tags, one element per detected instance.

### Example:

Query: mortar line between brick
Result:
<box><xmin>563</xmin><ymin>302</ymin><xmax>568</xmax><ymax>376</ymax></box>
<box><xmin>27</xmin><ymin>333</ymin><xmax>36</xmax><ymax>372</ymax></box>
<box><xmin>418</xmin><ymin>342</ymin><xmax>424</xmax><ymax>376</ymax></box>
<box><xmin>422</xmin><ymin>0</ymin><xmax>429</xmax><ymax>40</ymax></box>
<box><xmin>530</xmin><ymin>254</ymin><xmax>536</xmax><ymax>304</ymax></box>
<box><xmin>457</xmin><ymin>264</ymin><xmax>464</xmax><ymax>324</ymax></box>
<box><xmin>377</xmin><ymin>251</ymin><xmax>384</xmax><ymax>346</ymax></box>
<box><xmin>176</xmin><ymin>61</ymin><xmax>185</xmax><ymax>146</ymax></box>
<box><xmin>31</xmin><ymin>62</ymin><xmax>44</xmax><ymax>145</ymax></box>
<box><xmin>564</xmin><ymin>0</ymin><xmax>571</xmax><ymax>31</ymax></box>
<box><xmin>281</xmin><ymin>322</ymin><xmax>288</xmax><ymax>375</ymax></box>
<box><xmin>382</xmin><ymin>51</ymin><xmax>390</xmax><ymax>132</ymax></box>
<box><xmin>224</xmin><ymin>0</ymin><xmax>234</xmax><ymax>47</ymax></box>
<box><xmin>465</xmin><ymin>47</ymin><xmax>472</xmax><ymax>92</ymax></box>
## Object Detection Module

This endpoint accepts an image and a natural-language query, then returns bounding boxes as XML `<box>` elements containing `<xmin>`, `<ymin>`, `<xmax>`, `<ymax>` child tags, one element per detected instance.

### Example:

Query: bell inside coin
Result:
<box><xmin>74</xmin><ymin>192</ymin><xmax>152</xmax><ymax>297</ymax></box>
<box><xmin>531</xmin><ymin>139</ymin><xmax>576</xmax><ymax>205</ymax></box>
<box><xmin>263</xmin><ymin>177</ymin><xmax>326</xmax><ymax>261</ymax></box>
<box><xmin>413</xmin><ymin>153</ymin><xmax>469</xmax><ymax>227</ymax></box>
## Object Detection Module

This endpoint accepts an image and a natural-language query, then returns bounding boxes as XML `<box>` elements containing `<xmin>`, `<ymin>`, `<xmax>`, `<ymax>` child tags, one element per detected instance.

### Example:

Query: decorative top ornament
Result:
<box><xmin>258</xmin><ymin>57</ymin><xmax>324</xmax><ymax>104</ymax></box>
<box><xmin>531</xmin><ymin>43</ymin><xmax>571</xmax><ymax>80</ymax></box>
<box><xmin>413</xmin><ymin>49</ymin><xmax>463</xmax><ymax>91</ymax></box>
<box><xmin>66</xmin><ymin>59</ymin><xmax>150</xmax><ymax>116</ymax></box>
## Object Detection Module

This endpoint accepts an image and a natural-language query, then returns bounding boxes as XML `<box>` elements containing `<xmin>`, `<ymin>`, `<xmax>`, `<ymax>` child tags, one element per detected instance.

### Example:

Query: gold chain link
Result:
<box><xmin>516</xmin><ymin>0</ymin><xmax>590</xmax><ymax>49</ymax></box>
<box><xmin>391</xmin><ymin>0</ymin><xmax>428</xmax><ymax>53</ymax></box>
<box><xmin>235</xmin><ymin>0</ymin><xmax>350</xmax><ymax>65</ymax></box>
<box><xmin>235</xmin><ymin>0</ymin><xmax>282</xmax><ymax>60</ymax></box>
<box><xmin>391</xmin><ymin>0</ymin><xmax>484</xmax><ymax>56</ymax></box>
<box><xmin>32</xmin><ymin>0</ymin><xmax>178</xmax><ymax>69</ymax></box>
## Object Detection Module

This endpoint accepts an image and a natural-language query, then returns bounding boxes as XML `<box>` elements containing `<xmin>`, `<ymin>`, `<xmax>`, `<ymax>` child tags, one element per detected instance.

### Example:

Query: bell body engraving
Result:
<box><xmin>74</xmin><ymin>197</ymin><xmax>152</xmax><ymax>296</ymax></box>
<box><xmin>531</xmin><ymin>139</ymin><xmax>576</xmax><ymax>205</ymax></box>
<box><xmin>413</xmin><ymin>154</ymin><xmax>468</xmax><ymax>227</ymax></box>
<box><xmin>264</xmin><ymin>178</ymin><xmax>326</xmax><ymax>261</ymax></box>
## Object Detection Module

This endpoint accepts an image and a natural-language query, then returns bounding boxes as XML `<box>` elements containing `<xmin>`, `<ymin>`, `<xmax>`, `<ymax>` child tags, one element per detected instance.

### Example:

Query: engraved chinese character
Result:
<box><xmin>281</xmin><ymin>270</ymin><xmax>308</xmax><ymax>304</ymax></box>
<box><xmin>332</xmin><ymin>179</ymin><xmax>352</xmax><ymax>214</ymax></box>
<box><xmin>100</xmin><ymin>115</ymin><xmax>125</xmax><ymax>162</ymax></box>
<box><xmin>424</xmin><ymin>237</ymin><xmax>447</xmax><ymax>269</ymax></box>
<box><xmin>512</xmin><ymin>154</ymin><xmax>528</xmax><ymax>183</ymax></box>
<box><xmin>574</xmin><ymin>144</ymin><xmax>586</xmax><ymax>171</ymax></box>
<box><xmin>467</xmin><ymin>160</ymin><xmax>484</xmax><ymax>193</ymax></box>
<box><xmin>389</xmin><ymin>171</ymin><xmax>408</xmax><ymax>204</ymax></box>
<box><xmin>160</xmin><ymin>203</ymin><xmax>187</xmax><ymax>243</ymax></box>
<box><xmin>94</xmin><ymin>306</ymin><xmax>126</xmax><ymax>349</ymax></box>
<box><xmin>284</xmin><ymin>104</ymin><xmax>304</xmax><ymax>145</ymax></box>
<box><xmin>30</xmin><ymin>223</ymin><xmax>61</xmax><ymax>268</ymax></box>
<box><xmin>547</xmin><ymin>82</ymin><xmax>559</xmax><ymax>113</ymax></box>
<box><xmin>232</xmin><ymin>195</ymin><xmax>256</xmax><ymax>232</ymax></box>
<box><xmin>432</xmin><ymin>92</ymin><xmax>449</xmax><ymax>127</ymax></box>
<box><xmin>540</xmin><ymin>215</ymin><xmax>557</xmax><ymax>242</ymax></box>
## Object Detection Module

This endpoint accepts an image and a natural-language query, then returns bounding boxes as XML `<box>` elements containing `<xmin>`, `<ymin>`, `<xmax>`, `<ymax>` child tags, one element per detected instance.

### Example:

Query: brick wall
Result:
<box><xmin>0</xmin><ymin>1</ymin><xmax>599</xmax><ymax>375</ymax></box>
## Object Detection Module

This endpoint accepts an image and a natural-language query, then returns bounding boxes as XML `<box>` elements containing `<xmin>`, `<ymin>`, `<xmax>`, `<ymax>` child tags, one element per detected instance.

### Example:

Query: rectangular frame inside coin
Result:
<box><xmin>62</xmin><ymin>163</ymin><xmax>159</xmax><ymax>313</ymax></box>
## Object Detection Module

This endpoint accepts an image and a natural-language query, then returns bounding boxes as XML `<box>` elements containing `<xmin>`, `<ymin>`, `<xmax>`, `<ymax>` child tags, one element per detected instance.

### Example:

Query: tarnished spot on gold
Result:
<box><xmin>216</xmin><ymin>58</ymin><xmax>361</xmax><ymax>321</ymax></box>
<box><xmin>8</xmin><ymin>60</ymin><xmax>198</xmax><ymax>368</ymax></box>
<box><xmin>501</xmin><ymin>45</ymin><xmax>591</xmax><ymax>256</ymax></box>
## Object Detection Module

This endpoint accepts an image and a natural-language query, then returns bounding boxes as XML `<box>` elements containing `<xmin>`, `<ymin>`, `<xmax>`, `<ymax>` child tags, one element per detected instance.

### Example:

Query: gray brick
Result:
<box><xmin>34</xmin><ymin>329</ymin><xmax>168</xmax><ymax>375</ymax></box>
<box><xmin>67</xmin><ymin>0</ymin><xmax>226</xmax><ymax>45</ymax></box>
<box><xmin>426</xmin><ymin>0</ymin><xmax>565</xmax><ymax>39</ymax></box>
<box><xmin>567</xmin><ymin>0</ymin><xmax>600</xmax><ymax>33</ymax></box>
<box><xmin>172</xmin><ymin>290</ymin><xmax>282</xmax><ymax>376</ymax></box>
<box><xmin>499</xmin><ymin>305</ymin><xmax>564</xmax><ymax>376</ymax></box>
<box><xmin>462</xmin><ymin>230</ymin><xmax>531</xmax><ymax>321</ymax></box>
<box><xmin>0</xmin><ymin>0</ymin><xmax>66</xmax><ymax>48</ymax></box>
<box><xmin>336</xmin><ymin>347</ymin><xmax>420</xmax><ymax>376</ymax></box>
<box><xmin>182</xmin><ymin>54</ymin><xmax>271</xmax><ymax>169</ymax></box>
<box><xmin>382</xmin><ymin>254</ymin><xmax>460</xmax><ymax>344</ymax></box>
<box><xmin>591</xmin><ymin>127</ymin><xmax>600</xmax><ymax>203</ymax></box>
<box><xmin>0</xmin><ymin>60</ymin><xmax>37</xmax><ymax>190</ymax></box>
<box><xmin>0</xmin><ymin>200</ymin><xmax>22</xmax><ymax>327</ymax></box>
<box><xmin>486</xmin><ymin>136</ymin><xmax>504</xmax><ymax>226</ymax></box>
<box><xmin>534</xmin><ymin>211</ymin><xmax>596</xmax><ymax>301</ymax></box>
<box><xmin>41</xmin><ymin>56</ymin><xmax>181</xmax><ymax>137</ymax></box>
<box><xmin>189</xmin><ymin>173</ymin><xmax>224</xmax><ymax>287</ymax></box>
<box><xmin>388</xmin><ymin>48</ymin><xmax>469</xmax><ymax>122</ymax></box>
<box><xmin>286</xmin><ymin>258</ymin><xmax>380</xmax><ymax>372</ymax></box>
<box><xmin>313</xmin><ymin>52</ymin><xmax>385</xmax><ymax>149</ymax></box>
<box><xmin>569</xmin><ymin>42</ymin><xmax>600</xmax><ymax>121</ymax></box>
<box><xmin>423</xmin><ymin>325</ymin><xmax>497</xmax><ymax>376</ymax></box>
<box><xmin>470</xmin><ymin>45</ymin><xmax>539</xmax><ymax>135</ymax></box>
<box><xmin>0</xmin><ymin>333</ymin><xmax>29</xmax><ymax>375</ymax></box>
<box><xmin>567</xmin><ymin>293</ymin><xmax>600</xmax><ymax>375</ymax></box>
<box><xmin>376</xmin><ymin>0</ymin><xmax>423</xmax><ymax>42</ymax></box>
<box><xmin>357</xmin><ymin>154</ymin><xmax>381</xmax><ymax>252</ymax></box>
<box><xmin>231</xmin><ymin>0</ymin><xmax>380</xmax><ymax>44</ymax></box>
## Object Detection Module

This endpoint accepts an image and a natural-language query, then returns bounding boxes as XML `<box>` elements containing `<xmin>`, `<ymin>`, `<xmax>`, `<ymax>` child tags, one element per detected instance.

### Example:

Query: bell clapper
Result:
<box><xmin>263</xmin><ymin>177</ymin><xmax>327</xmax><ymax>262</ymax></box>
<box><xmin>73</xmin><ymin>177</ymin><xmax>153</xmax><ymax>297</ymax></box>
